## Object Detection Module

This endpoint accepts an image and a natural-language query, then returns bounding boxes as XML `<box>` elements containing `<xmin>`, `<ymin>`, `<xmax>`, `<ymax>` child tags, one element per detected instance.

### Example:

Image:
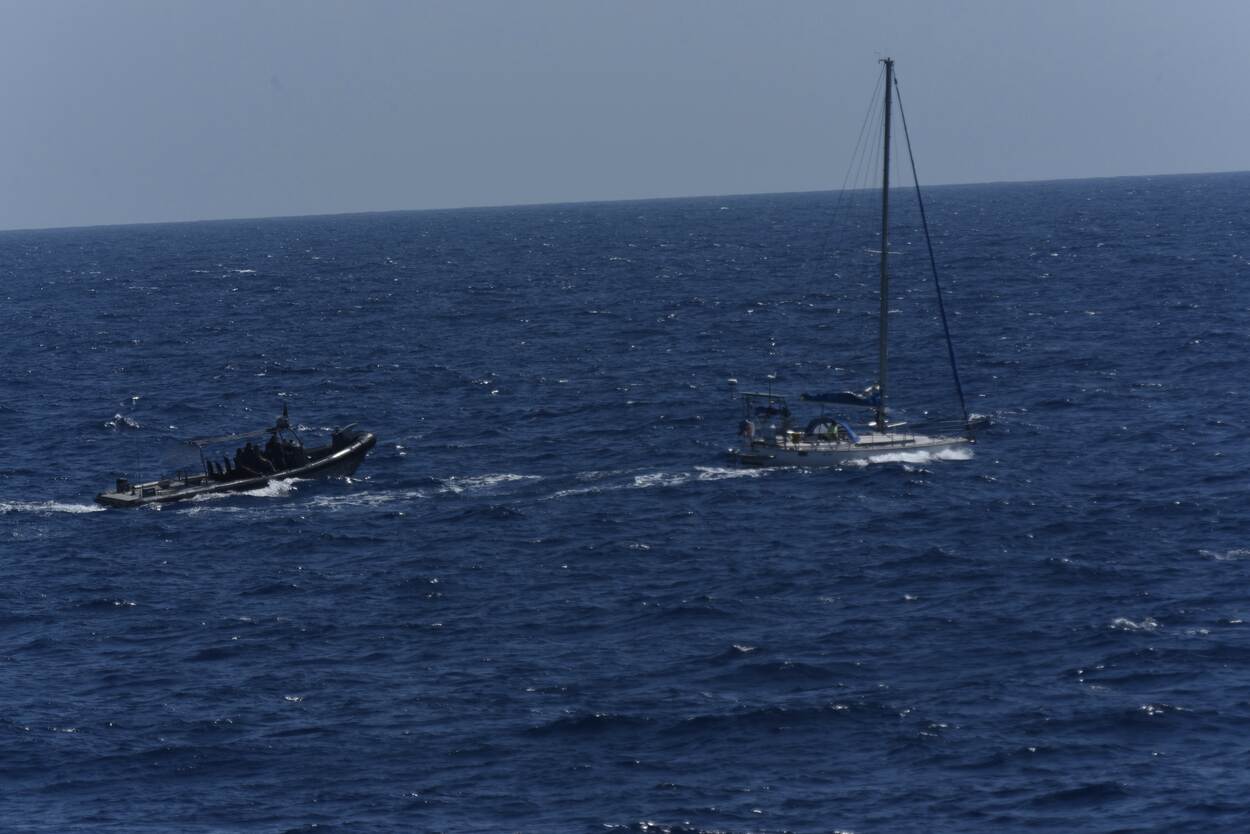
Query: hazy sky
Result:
<box><xmin>2</xmin><ymin>0</ymin><xmax>1247</xmax><ymax>230</ymax></box>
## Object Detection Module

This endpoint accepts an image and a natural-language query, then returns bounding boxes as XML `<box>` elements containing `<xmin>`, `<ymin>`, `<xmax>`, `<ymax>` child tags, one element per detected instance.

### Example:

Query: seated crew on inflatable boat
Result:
<box><xmin>265</xmin><ymin>433</ymin><xmax>285</xmax><ymax>468</ymax></box>
<box><xmin>96</xmin><ymin>404</ymin><xmax>377</xmax><ymax>508</ymax></box>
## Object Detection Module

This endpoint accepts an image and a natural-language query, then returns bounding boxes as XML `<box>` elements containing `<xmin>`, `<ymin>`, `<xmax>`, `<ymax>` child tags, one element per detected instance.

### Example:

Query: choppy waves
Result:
<box><xmin>4</xmin><ymin>176</ymin><xmax>1250</xmax><ymax>832</ymax></box>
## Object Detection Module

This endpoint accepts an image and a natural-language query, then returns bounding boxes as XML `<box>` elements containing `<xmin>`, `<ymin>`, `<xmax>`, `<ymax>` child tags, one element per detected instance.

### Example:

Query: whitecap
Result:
<box><xmin>1201</xmin><ymin>548</ymin><xmax>1250</xmax><ymax>561</ymax></box>
<box><xmin>546</xmin><ymin>485</ymin><xmax>605</xmax><ymax>500</ymax></box>
<box><xmin>104</xmin><ymin>413</ymin><xmax>142</xmax><ymax>430</ymax></box>
<box><xmin>1110</xmin><ymin>616</ymin><xmax>1159</xmax><ymax>632</ymax></box>
<box><xmin>1139</xmin><ymin>703</ymin><xmax>1182</xmax><ymax>716</ymax></box>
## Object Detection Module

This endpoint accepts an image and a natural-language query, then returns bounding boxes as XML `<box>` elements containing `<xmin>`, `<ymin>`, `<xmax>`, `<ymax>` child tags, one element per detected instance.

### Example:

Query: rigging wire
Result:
<box><xmin>892</xmin><ymin>73</ymin><xmax>971</xmax><ymax>427</ymax></box>
<box><xmin>834</xmin><ymin>67</ymin><xmax>886</xmax><ymax>251</ymax></box>
<box><xmin>865</xmin><ymin>90</ymin><xmax>884</xmax><ymax>249</ymax></box>
<box><xmin>837</xmin><ymin>78</ymin><xmax>886</xmax><ymax>377</ymax></box>
<box><xmin>801</xmin><ymin>65</ymin><xmax>885</xmax><ymax>283</ymax></box>
<box><xmin>790</xmin><ymin>65</ymin><xmax>889</xmax><ymax>386</ymax></box>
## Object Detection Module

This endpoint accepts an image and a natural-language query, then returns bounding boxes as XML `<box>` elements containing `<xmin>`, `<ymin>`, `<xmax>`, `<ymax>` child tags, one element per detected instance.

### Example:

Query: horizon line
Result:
<box><xmin>3</xmin><ymin>167</ymin><xmax>1246</xmax><ymax>235</ymax></box>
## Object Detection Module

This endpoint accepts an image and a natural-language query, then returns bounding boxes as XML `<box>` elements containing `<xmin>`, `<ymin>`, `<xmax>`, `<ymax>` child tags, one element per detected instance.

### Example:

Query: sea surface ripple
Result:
<box><xmin>2</xmin><ymin>173</ymin><xmax>1249</xmax><ymax>833</ymax></box>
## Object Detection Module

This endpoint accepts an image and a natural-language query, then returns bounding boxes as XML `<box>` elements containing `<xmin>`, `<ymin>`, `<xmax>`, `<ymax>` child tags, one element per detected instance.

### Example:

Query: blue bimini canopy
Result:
<box><xmin>834</xmin><ymin>418</ymin><xmax>860</xmax><ymax>444</ymax></box>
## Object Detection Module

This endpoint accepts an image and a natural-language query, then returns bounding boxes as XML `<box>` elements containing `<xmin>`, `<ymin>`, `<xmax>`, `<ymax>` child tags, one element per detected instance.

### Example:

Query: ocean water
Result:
<box><xmin>2</xmin><ymin>172</ymin><xmax>1249</xmax><ymax>833</ymax></box>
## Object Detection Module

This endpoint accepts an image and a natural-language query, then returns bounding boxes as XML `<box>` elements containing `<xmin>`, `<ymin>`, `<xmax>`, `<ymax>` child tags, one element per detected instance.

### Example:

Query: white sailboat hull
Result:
<box><xmin>732</xmin><ymin>432</ymin><xmax>970</xmax><ymax>467</ymax></box>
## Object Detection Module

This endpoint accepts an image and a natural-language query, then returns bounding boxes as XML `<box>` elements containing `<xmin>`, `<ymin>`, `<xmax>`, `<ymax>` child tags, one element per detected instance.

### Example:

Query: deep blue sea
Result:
<box><xmin>2</xmin><ymin>172</ymin><xmax>1249</xmax><ymax>833</ymax></box>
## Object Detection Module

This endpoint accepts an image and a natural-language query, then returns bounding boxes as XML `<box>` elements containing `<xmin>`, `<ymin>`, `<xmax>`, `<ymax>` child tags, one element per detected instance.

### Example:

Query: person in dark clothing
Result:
<box><xmin>247</xmin><ymin>441</ymin><xmax>275</xmax><ymax>473</ymax></box>
<box><xmin>283</xmin><ymin>439</ymin><xmax>306</xmax><ymax>467</ymax></box>
<box><xmin>236</xmin><ymin>443</ymin><xmax>257</xmax><ymax>473</ymax></box>
<box><xmin>265</xmin><ymin>434</ymin><xmax>285</xmax><ymax>469</ymax></box>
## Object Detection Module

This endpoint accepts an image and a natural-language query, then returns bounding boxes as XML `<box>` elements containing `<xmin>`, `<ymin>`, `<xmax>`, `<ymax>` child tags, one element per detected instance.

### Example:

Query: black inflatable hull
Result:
<box><xmin>95</xmin><ymin>432</ymin><xmax>376</xmax><ymax>508</ymax></box>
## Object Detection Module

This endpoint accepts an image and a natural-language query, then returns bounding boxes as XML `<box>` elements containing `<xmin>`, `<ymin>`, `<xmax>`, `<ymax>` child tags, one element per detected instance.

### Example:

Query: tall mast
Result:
<box><xmin>876</xmin><ymin>57</ymin><xmax>893</xmax><ymax>432</ymax></box>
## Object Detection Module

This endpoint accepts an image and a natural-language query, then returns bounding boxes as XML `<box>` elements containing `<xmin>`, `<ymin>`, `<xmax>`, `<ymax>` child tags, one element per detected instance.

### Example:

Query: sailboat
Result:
<box><xmin>732</xmin><ymin>58</ymin><xmax>985</xmax><ymax>467</ymax></box>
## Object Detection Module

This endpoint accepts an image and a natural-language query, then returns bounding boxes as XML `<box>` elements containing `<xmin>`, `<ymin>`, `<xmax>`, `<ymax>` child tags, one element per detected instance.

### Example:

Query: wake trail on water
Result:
<box><xmin>0</xmin><ymin>500</ymin><xmax>105</xmax><ymax>515</ymax></box>
<box><xmin>166</xmin><ymin>453</ymin><xmax>973</xmax><ymax>514</ymax></box>
<box><xmin>543</xmin><ymin>464</ymin><xmax>775</xmax><ymax>500</ymax></box>
<box><xmin>167</xmin><ymin>478</ymin><xmax>312</xmax><ymax>514</ymax></box>
<box><xmin>61</xmin><ymin>449</ymin><xmax>979</xmax><ymax>519</ymax></box>
<box><xmin>437</xmin><ymin>472</ymin><xmax>543</xmax><ymax>494</ymax></box>
<box><xmin>842</xmin><ymin>445</ymin><xmax>976</xmax><ymax>467</ymax></box>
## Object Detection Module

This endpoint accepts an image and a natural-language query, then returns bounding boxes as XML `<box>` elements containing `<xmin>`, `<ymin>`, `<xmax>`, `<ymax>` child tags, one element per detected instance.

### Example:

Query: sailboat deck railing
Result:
<box><xmin>764</xmin><ymin>418</ymin><xmax>970</xmax><ymax>449</ymax></box>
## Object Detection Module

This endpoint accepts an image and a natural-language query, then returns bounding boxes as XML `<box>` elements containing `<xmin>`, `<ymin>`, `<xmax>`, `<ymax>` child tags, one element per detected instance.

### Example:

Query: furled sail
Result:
<box><xmin>800</xmin><ymin>385</ymin><xmax>880</xmax><ymax>408</ymax></box>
